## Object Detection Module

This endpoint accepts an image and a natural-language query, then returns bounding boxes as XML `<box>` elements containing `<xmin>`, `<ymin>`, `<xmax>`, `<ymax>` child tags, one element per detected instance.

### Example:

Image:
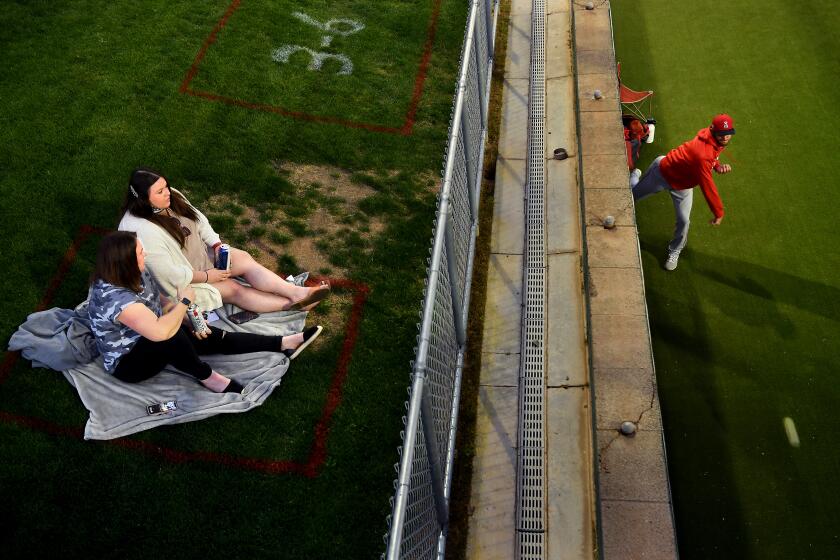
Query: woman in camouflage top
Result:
<box><xmin>88</xmin><ymin>232</ymin><xmax>322</xmax><ymax>393</ymax></box>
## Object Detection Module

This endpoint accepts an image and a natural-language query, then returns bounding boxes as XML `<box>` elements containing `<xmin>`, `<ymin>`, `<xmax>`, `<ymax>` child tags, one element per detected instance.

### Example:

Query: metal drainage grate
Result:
<box><xmin>517</xmin><ymin>0</ymin><xmax>547</xmax><ymax>558</ymax></box>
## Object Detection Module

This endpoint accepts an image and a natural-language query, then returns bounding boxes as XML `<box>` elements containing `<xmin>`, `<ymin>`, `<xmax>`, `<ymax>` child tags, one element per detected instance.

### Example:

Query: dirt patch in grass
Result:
<box><xmin>202</xmin><ymin>162</ymin><xmax>412</xmax><ymax>278</ymax></box>
<box><xmin>282</xmin><ymin>162</ymin><xmax>379</xmax><ymax>206</ymax></box>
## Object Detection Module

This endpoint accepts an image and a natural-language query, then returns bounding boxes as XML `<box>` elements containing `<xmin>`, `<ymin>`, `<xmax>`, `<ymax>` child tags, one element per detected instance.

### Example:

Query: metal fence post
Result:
<box><xmin>383</xmin><ymin>0</ymin><xmax>500</xmax><ymax>556</ymax></box>
<box><xmin>474</xmin><ymin>40</ymin><xmax>488</xmax><ymax>130</ymax></box>
<box><xmin>386</xmin><ymin>370</ymin><xmax>427</xmax><ymax>558</ymax></box>
<box><xmin>484</xmin><ymin>0</ymin><xmax>494</xmax><ymax>59</ymax></box>
<box><xmin>421</xmin><ymin>391</ymin><xmax>449</xmax><ymax>528</ymax></box>
<box><xmin>460</xmin><ymin>109</ymin><xmax>478</xmax><ymax>223</ymax></box>
<box><xmin>444</xmin><ymin>208</ymin><xmax>466</xmax><ymax>347</ymax></box>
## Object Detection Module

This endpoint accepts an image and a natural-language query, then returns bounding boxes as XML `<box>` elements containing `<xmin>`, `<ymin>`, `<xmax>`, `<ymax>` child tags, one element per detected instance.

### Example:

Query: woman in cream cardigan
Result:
<box><xmin>118</xmin><ymin>167</ymin><xmax>330</xmax><ymax>313</ymax></box>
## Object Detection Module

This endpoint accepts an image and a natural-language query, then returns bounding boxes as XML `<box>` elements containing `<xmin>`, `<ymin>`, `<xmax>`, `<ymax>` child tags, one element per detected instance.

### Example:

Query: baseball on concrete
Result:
<box><xmin>620</xmin><ymin>421</ymin><xmax>637</xmax><ymax>436</ymax></box>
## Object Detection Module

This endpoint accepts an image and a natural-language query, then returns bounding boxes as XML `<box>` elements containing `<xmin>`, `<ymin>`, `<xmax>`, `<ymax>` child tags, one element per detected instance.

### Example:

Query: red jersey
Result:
<box><xmin>659</xmin><ymin>127</ymin><xmax>726</xmax><ymax>219</ymax></box>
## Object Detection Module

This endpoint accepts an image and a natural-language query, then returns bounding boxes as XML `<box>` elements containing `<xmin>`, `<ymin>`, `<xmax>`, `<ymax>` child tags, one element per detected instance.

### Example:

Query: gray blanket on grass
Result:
<box><xmin>8</xmin><ymin>275</ymin><xmax>311</xmax><ymax>440</ymax></box>
<box><xmin>64</xmin><ymin>306</ymin><xmax>306</xmax><ymax>440</ymax></box>
<box><xmin>8</xmin><ymin>300</ymin><xmax>98</xmax><ymax>371</ymax></box>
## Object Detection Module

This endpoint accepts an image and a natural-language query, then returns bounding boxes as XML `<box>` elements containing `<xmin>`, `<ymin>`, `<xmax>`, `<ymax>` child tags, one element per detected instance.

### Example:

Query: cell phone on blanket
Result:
<box><xmin>146</xmin><ymin>401</ymin><xmax>177</xmax><ymax>415</ymax></box>
<box><xmin>228</xmin><ymin>310</ymin><xmax>259</xmax><ymax>324</ymax></box>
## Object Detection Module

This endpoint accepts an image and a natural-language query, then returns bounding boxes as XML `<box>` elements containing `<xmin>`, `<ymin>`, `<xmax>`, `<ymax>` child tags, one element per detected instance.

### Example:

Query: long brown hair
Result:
<box><xmin>120</xmin><ymin>167</ymin><xmax>199</xmax><ymax>247</ymax></box>
<box><xmin>93</xmin><ymin>231</ymin><xmax>143</xmax><ymax>293</ymax></box>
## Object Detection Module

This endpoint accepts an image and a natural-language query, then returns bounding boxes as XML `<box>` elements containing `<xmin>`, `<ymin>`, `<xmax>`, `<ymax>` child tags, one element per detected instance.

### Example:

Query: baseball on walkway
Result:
<box><xmin>620</xmin><ymin>421</ymin><xmax>637</xmax><ymax>436</ymax></box>
<box><xmin>593</xmin><ymin>89</ymin><xmax>603</xmax><ymax>100</ymax></box>
<box><xmin>603</xmin><ymin>215</ymin><xmax>615</xmax><ymax>229</ymax></box>
<box><xmin>585</xmin><ymin>1</ymin><xmax>595</xmax><ymax>10</ymax></box>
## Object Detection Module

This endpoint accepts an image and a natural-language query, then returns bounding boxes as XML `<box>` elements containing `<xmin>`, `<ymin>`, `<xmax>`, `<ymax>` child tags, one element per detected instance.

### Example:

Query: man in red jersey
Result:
<box><xmin>632</xmin><ymin>114</ymin><xmax>735</xmax><ymax>270</ymax></box>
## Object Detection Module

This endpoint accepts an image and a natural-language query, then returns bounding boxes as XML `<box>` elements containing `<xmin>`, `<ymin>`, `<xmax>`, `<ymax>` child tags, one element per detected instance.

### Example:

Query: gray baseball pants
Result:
<box><xmin>632</xmin><ymin>155</ymin><xmax>693</xmax><ymax>254</ymax></box>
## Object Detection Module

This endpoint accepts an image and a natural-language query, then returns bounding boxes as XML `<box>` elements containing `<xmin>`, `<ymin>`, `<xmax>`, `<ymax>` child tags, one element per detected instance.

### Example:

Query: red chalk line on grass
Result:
<box><xmin>402</xmin><ymin>0</ymin><xmax>443</xmax><ymax>135</ymax></box>
<box><xmin>179</xmin><ymin>0</ymin><xmax>443</xmax><ymax>136</ymax></box>
<box><xmin>179</xmin><ymin>0</ymin><xmax>242</xmax><ymax>95</ymax></box>
<box><xmin>1</xmin><ymin>226</ymin><xmax>370</xmax><ymax>477</ymax></box>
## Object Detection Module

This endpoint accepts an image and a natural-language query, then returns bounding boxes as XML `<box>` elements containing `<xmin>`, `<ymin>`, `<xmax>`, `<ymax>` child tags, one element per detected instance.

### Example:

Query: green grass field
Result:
<box><xmin>612</xmin><ymin>1</ymin><xmax>840</xmax><ymax>557</ymax></box>
<box><xmin>0</xmin><ymin>1</ymin><xmax>468</xmax><ymax>558</ymax></box>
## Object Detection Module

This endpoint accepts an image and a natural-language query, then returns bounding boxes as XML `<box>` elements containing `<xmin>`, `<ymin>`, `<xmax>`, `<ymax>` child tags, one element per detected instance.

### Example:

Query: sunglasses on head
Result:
<box><xmin>168</xmin><ymin>216</ymin><xmax>191</xmax><ymax>237</ymax></box>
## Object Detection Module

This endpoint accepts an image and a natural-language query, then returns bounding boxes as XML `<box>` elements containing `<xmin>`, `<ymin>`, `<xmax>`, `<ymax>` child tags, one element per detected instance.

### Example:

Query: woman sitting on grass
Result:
<box><xmin>88</xmin><ymin>232</ymin><xmax>322</xmax><ymax>393</ymax></box>
<box><xmin>118</xmin><ymin>167</ymin><xmax>330</xmax><ymax>313</ymax></box>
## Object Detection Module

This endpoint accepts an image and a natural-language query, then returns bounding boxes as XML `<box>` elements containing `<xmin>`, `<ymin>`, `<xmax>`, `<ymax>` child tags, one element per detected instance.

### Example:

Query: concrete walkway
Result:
<box><xmin>466</xmin><ymin>1</ymin><xmax>593</xmax><ymax>558</ymax></box>
<box><xmin>464</xmin><ymin>1</ymin><xmax>677</xmax><ymax>559</ymax></box>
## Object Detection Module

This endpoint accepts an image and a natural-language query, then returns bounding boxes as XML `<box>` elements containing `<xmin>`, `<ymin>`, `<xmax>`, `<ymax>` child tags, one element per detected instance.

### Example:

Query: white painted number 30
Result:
<box><xmin>271</xmin><ymin>12</ymin><xmax>365</xmax><ymax>76</ymax></box>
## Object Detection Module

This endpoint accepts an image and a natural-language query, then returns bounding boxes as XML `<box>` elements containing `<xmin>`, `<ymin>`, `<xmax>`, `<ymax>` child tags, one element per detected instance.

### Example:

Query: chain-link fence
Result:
<box><xmin>383</xmin><ymin>1</ymin><xmax>499</xmax><ymax>558</ymax></box>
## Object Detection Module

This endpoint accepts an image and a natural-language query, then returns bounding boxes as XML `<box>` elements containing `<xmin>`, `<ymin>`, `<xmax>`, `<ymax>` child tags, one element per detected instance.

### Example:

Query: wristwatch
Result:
<box><xmin>180</xmin><ymin>297</ymin><xmax>192</xmax><ymax>307</ymax></box>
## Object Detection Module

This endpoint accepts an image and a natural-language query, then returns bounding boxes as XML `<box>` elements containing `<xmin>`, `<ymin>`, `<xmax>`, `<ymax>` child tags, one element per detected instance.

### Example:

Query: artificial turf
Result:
<box><xmin>611</xmin><ymin>1</ymin><xmax>840</xmax><ymax>558</ymax></box>
<box><xmin>0</xmin><ymin>1</ymin><xmax>468</xmax><ymax>558</ymax></box>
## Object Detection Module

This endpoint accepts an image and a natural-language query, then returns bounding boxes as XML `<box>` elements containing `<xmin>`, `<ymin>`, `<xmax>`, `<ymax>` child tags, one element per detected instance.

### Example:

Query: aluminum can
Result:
<box><xmin>187</xmin><ymin>303</ymin><xmax>209</xmax><ymax>334</ymax></box>
<box><xmin>216</xmin><ymin>244</ymin><xmax>231</xmax><ymax>271</ymax></box>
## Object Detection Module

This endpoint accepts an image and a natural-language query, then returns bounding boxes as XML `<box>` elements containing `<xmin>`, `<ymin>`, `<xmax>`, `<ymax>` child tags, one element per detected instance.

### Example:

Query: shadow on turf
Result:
<box><xmin>642</xmin><ymin>271</ymin><xmax>751</xmax><ymax>558</ymax></box>
<box><xmin>638</xmin><ymin>241</ymin><xmax>830</xmax><ymax>559</ymax></box>
<box><xmin>695</xmin><ymin>256</ymin><xmax>839</xmax><ymax>323</ymax></box>
<box><xmin>644</xmin><ymin>242</ymin><xmax>838</xmax><ymax>331</ymax></box>
<box><xmin>638</xmin><ymin>239</ymin><xmax>751</xmax><ymax>558</ymax></box>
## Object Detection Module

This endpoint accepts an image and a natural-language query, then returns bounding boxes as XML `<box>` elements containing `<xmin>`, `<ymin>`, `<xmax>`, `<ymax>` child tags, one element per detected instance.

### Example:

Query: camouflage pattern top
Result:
<box><xmin>88</xmin><ymin>270</ymin><xmax>162</xmax><ymax>373</ymax></box>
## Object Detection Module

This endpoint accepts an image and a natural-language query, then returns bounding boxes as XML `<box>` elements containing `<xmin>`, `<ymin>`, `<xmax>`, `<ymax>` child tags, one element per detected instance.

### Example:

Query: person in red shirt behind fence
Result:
<box><xmin>632</xmin><ymin>114</ymin><xmax>736</xmax><ymax>270</ymax></box>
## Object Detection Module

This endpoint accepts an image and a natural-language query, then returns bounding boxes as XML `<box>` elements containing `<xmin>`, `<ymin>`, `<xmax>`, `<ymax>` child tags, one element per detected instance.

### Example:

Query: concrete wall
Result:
<box><xmin>572</xmin><ymin>2</ymin><xmax>679</xmax><ymax>558</ymax></box>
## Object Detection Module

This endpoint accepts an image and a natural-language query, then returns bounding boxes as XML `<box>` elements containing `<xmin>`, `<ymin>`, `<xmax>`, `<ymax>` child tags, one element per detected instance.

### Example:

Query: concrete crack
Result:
<box><xmin>598</xmin><ymin>371</ymin><xmax>659</xmax><ymax>472</ymax></box>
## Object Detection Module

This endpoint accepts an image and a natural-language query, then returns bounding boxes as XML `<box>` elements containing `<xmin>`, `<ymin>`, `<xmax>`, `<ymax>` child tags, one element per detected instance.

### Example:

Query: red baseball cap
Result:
<box><xmin>711</xmin><ymin>114</ymin><xmax>736</xmax><ymax>136</ymax></box>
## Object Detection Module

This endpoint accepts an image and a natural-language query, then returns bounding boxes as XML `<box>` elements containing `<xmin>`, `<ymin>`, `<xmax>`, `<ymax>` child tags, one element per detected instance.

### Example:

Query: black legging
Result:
<box><xmin>113</xmin><ymin>326</ymin><xmax>282</xmax><ymax>383</ymax></box>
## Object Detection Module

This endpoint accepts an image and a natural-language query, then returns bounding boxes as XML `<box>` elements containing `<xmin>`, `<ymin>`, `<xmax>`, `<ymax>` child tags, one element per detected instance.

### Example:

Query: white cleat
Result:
<box><xmin>629</xmin><ymin>168</ymin><xmax>642</xmax><ymax>187</ymax></box>
<box><xmin>664</xmin><ymin>251</ymin><xmax>680</xmax><ymax>271</ymax></box>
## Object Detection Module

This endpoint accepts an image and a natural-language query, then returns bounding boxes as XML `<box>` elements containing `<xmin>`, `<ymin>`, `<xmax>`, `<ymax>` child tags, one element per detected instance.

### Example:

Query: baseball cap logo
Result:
<box><xmin>712</xmin><ymin>113</ymin><xmax>736</xmax><ymax>136</ymax></box>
